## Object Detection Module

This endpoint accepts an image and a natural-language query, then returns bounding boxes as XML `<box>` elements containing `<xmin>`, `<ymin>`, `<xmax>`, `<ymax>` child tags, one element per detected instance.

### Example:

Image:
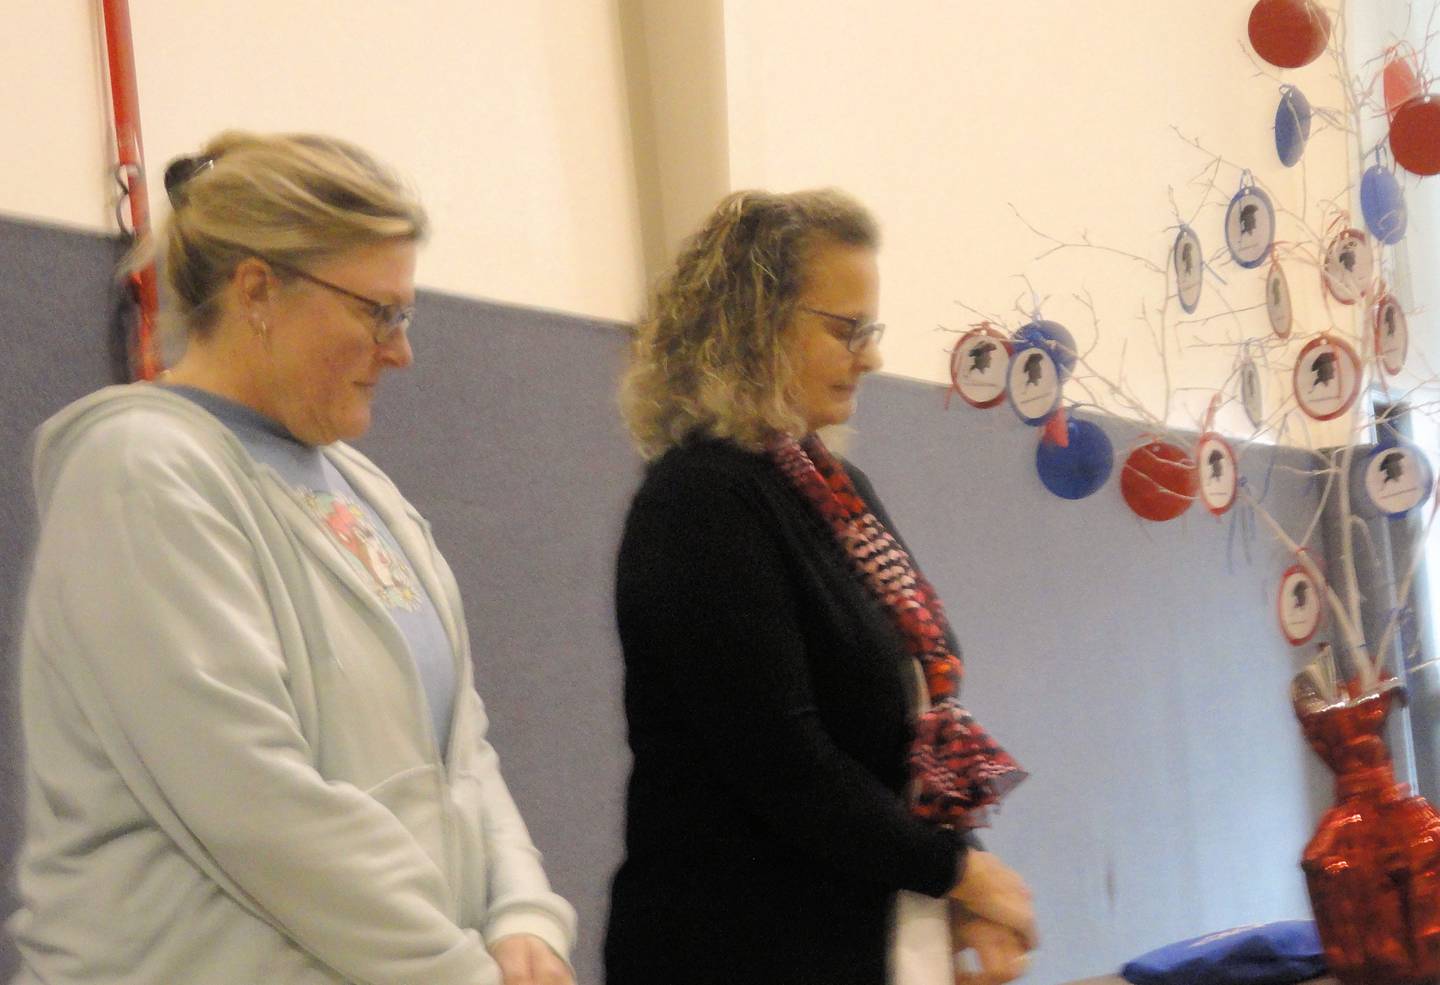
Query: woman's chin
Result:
<box><xmin>820</xmin><ymin>400</ymin><xmax>857</xmax><ymax>430</ymax></box>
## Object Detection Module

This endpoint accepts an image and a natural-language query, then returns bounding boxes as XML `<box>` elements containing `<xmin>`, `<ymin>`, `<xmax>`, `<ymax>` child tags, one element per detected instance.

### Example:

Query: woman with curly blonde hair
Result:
<box><xmin>606</xmin><ymin>189</ymin><xmax>1035</xmax><ymax>985</ymax></box>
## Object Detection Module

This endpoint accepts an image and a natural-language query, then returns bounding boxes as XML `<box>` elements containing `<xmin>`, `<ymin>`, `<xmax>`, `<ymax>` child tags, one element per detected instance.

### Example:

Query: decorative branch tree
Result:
<box><xmin>942</xmin><ymin>5</ymin><xmax>1440</xmax><ymax>980</ymax></box>
<box><xmin>947</xmin><ymin>2</ymin><xmax>1438</xmax><ymax>691</ymax></box>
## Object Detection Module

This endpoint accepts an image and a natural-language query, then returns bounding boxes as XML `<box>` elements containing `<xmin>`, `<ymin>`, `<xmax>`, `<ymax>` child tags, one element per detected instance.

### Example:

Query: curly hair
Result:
<box><xmin>621</xmin><ymin>188</ymin><xmax>878</xmax><ymax>459</ymax></box>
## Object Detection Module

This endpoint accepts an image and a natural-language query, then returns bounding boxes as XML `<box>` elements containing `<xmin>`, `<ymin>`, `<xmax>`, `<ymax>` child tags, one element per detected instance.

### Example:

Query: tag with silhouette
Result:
<box><xmin>1359</xmin><ymin>441</ymin><xmax>1432</xmax><ymax>519</ymax></box>
<box><xmin>1371</xmin><ymin>294</ymin><xmax>1408</xmax><ymax>377</ymax></box>
<box><xmin>1196</xmin><ymin>432</ymin><xmax>1239</xmax><ymax>516</ymax></box>
<box><xmin>1174</xmin><ymin>225</ymin><xmax>1203</xmax><ymax>313</ymax></box>
<box><xmin>949</xmin><ymin>325</ymin><xmax>1012</xmax><ymax>409</ymax></box>
<box><xmin>1321</xmin><ymin>228</ymin><xmax>1374</xmax><ymax>304</ymax></box>
<box><xmin>1240</xmin><ymin>355</ymin><xmax>1265</xmax><ymax>428</ymax></box>
<box><xmin>1006</xmin><ymin>343</ymin><xmax>1061</xmax><ymax>425</ymax></box>
<box><xmin>1266</xmin><ymin>260</ymin><xmax>1293</xmax><ymax>339</ymax></box>
<box><xmin>1225</xmin><ymin>179</ymin><xmax>1275</xmax><ymax>268</ymax></box>
<box><xmin>1293</xmin><ymin>336</ymin><xmax>1360</xmax><ymax>421</ymax></box>
<box><xmin>1279</xmin><ymin>562</ymin><xmax>1323</xmax><ymax>646</ymax></box>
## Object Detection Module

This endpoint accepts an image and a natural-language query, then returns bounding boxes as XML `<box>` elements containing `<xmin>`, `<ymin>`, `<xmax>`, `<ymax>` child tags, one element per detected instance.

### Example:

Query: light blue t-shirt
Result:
<box><xmin>166</xmin><ymin>386</ymin><xmax>457</xmax><ymax>755</ymax></box>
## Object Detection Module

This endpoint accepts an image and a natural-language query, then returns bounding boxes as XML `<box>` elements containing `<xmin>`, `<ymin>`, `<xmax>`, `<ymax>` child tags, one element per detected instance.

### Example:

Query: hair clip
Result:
<box><xmin>163</xmin><ymin>155</ymin><xmax>215</xmax><ymax>207</ymax></box>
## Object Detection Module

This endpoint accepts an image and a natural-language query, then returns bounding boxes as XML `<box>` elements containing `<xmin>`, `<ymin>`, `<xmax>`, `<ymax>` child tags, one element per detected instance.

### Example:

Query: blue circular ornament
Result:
<box><xmin>1275</xmin><ymin>86</ymin><xmax>1312</xmax><ymax>167</ymax></box>
<box><xmin>1360</xmin><ymin>165</ymin><xmax>1407</xmax><ymax>245</ymax></box>
<box><xmin>1225</xmin><ymin>182</ymin><xmax>1275</xmax><ymax>268</ymax></box>
<box><xmin>1036</xmin><ymin>417</ymin><xmax>1113</xmax><ymax>500</ymax></box>
<box><xmin>1012</xmin><ymin>320</ymin><xmax>1077</xmax><ymax>380</ymax></box>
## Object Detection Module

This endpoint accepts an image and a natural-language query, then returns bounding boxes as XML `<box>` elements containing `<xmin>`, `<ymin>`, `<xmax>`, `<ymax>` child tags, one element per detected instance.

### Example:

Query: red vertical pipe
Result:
<box><xmin>100</xmin><ymin>0</ymin><xmax>161</xmax><ymax>380</ymax></box>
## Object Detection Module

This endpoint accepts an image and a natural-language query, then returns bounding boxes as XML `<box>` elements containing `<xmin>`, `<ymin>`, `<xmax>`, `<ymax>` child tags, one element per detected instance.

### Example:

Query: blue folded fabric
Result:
<box><xmin>1121</xmin><ymin>920</ymin><xmax>1326</xmax><ymax>985</ymax></box>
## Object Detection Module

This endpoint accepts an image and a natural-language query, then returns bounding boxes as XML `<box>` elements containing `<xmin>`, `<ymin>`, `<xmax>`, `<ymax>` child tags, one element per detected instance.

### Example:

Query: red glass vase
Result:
<box><xmin>1298</xmin><ymin>683</ymin><xmax>1440</xmax><ymax>984</ymax></box>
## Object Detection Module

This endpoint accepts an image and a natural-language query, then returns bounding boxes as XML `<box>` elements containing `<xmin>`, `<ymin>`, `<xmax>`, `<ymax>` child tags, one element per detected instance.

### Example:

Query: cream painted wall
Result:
<box><xmin>3</xmin><ymin>2</ymin><xmax>1422</xmax><ymax>432</ymax></box>
<box><xmin>1</xmin><ymin>3</ymin><xmax>113</xmax><ymax>232</ymax></box>
<box><xmin>724</xmin><ymin>0</ymin><xmax>1361</xmax><ymax>444</ymax></box>
<box><xmin>1</xmin><ymin>2</ymin><xmax>646</xmax><ymax>324</ymax></box>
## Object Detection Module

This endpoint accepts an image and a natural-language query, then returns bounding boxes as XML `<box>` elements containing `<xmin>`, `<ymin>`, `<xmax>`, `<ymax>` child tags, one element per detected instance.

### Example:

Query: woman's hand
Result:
<box><xmin>948</xmin><ymin>850</ymin><xmax>1037</xmax><ymax>948</ymax></box>
<box><xmin>488</xmin><ymin>934</ymin><xmax>574</xmax><ymax>985</ymax></box>
<box><xmin>952</xmin><ymin>909</ymin><xmax>1031</xmax><ymax>985</ymax></box>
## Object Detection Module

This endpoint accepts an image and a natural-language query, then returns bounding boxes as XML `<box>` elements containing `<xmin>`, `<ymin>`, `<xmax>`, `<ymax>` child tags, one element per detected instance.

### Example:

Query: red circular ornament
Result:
<box><xmin>1384</xmin><ymin>47</ymin><xmax>1422</xmax><ymax>119</ymax></box>
<box><xmin>1391</xmin><ymin>95</ymin><xmax>1440</xmax><ymax>177</ymax></box>
<box><xmin>1248</xmin><ymin>0</ymin><xmax>1331</xmax><ymax>69</ymax></box>
<box><xmin>1120</xmin><ymin>441</ymin><xmax>1198</xmax><ymax>522</ymax></box>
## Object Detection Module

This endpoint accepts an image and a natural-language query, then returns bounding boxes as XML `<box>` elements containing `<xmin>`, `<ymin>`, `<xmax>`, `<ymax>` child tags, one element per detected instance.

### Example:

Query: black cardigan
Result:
<box><xmin>604</xmin><ymin>439</ymin><xmax>964</xmax><ymax>985</ymax></box>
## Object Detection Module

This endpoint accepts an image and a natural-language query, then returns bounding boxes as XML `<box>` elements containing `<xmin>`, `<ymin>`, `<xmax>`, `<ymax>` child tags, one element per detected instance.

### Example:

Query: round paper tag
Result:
<box><xmin>1174</xmin><ymin>226</ymin><xmax>1203</xmax><ymax>313</ymax></box>
<box><xmin>1266</xmin><ymin>262</ymin><xmax>1292</xmax><ymax>339</ymax></box>
<box><xmin>1226</xmin><ymin>186</ymin><xmax>1275</xmax><ymax>268</ymax></box>
<box><xmin>950</xmin><ymin>326</ymin><xmax>1012</xmax><ymax>409</ymax></box>
<box><xmin>1362</xmin><ymin>443</ymin><xmax>1433</xmax><ymax>518</ymax></box>
<box><xmin>1240</xmin><ymin>357</ymin><xmax>1264</xmax><ymax>429</ymax></box>
<box><xmin>1278</xmin><ymin>563</ymin><xmax>1322</xmax><ymax>645</ymax></box>
<box><xmin>1275</xmin><ymin>86</ymin><xmax>1312</xmax><ymax>167</ymax></box>
<box><xmin>1360</xmin><ymin>166</ymin><xmax>1407</xmax><ymax>245</ymax></box>
<box><xmin>1321</xmin><ymin>228</ymin><xmax>1374</xmax><ymax>304</ymax></box>
<box><xmin>1293</xmin><ymin>336</ymin><xmax>1361</xmax><ymax>421</ymax></box>
<box><xmin>1373</xmin><ymin>294</ymin><xmax>1408</xmax><ymax>377</ymax></box>
<box><xmin>1012</xmin><ymin>320</ymin><xmax>1077</xmax><ymax>381</ymax></box>
<box><xmin>1196</xmin><ymin>432</ymin><xmax>1239</xmax><ymax>516</ymax></box>
<box><xmin>1007</xmin><ymin>345</ymin><xmax>1061</xmax><ymax>425</ymax></box>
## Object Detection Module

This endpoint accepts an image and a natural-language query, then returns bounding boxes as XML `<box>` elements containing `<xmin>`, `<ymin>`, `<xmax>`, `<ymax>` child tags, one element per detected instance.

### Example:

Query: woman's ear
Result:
<box><xmin>231</xmin><ymin>256</ymin><xmax>276</xmax><ymax>320</ymax></box>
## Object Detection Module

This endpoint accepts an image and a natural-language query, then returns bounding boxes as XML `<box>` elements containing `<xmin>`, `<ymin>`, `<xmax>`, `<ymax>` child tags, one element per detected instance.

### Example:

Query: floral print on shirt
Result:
<box><xmin>302</xmin><ymin>490</ymin><xmax>421</xmax><ymax>611</ymax></box>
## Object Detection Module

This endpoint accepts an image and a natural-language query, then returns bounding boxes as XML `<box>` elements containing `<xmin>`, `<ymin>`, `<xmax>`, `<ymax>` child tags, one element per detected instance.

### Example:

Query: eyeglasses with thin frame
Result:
<box><xmin>261</xmin><ymin>257</ymin><xmax>415</xmax><ymax>344</ymax></box>
<box><xmin>799</xmin><ymin>305</ymin><xmax>886</xmax><ymax>353</ymax></box>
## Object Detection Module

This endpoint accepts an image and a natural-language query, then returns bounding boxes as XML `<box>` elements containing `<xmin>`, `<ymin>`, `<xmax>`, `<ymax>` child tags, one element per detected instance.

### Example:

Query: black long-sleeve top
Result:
<box><xmin>604</xmin><ymin>438</ymin><xmax>965</xmax><ymax>985</ymax></box>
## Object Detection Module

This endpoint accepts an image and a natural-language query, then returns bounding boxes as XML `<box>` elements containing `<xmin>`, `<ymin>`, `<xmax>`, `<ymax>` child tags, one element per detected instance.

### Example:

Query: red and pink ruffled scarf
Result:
<box><xmin>770</xmin><ymin>433</ymin><xmax>1026</xmax><ymax>831</ymax></box>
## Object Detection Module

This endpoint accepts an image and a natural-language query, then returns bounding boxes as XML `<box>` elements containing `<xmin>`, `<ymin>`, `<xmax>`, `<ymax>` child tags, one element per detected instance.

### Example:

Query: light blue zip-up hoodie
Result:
<box><xmin>9</xmin><ymin>385</ymin><xmax>575</xmax><ymax>985</ymax></box>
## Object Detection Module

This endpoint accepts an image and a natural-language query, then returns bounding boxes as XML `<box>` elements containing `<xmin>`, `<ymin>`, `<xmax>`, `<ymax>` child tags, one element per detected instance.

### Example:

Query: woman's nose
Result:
<box><xmin>856</xmin><ymin>335</ymin><xmax>883</xmax><ymax>373</ymax></box>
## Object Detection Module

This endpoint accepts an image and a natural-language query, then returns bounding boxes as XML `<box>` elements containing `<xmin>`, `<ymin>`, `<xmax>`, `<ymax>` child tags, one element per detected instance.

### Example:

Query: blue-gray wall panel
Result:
<box><xmin>0</xmin><ymin>217</ymin><xmax>124</xmax><ymax>983</ymax></box>
<box><xmin>356</xmin><ymin>293</ymin><xmax>637</xmax><ymax>985</ymax></box>
<box><xmin>849</xmin><ymin>387</ymin><xmax>1330</xmax><ymax>982</ymax></box>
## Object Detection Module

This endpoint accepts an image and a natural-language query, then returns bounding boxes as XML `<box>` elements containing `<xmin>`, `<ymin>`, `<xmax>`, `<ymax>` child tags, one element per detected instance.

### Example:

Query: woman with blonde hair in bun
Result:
<box><xmin>9</xmin><ymin>131</ymin><xmax>575</xmax><ymax>985</ymax></box>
